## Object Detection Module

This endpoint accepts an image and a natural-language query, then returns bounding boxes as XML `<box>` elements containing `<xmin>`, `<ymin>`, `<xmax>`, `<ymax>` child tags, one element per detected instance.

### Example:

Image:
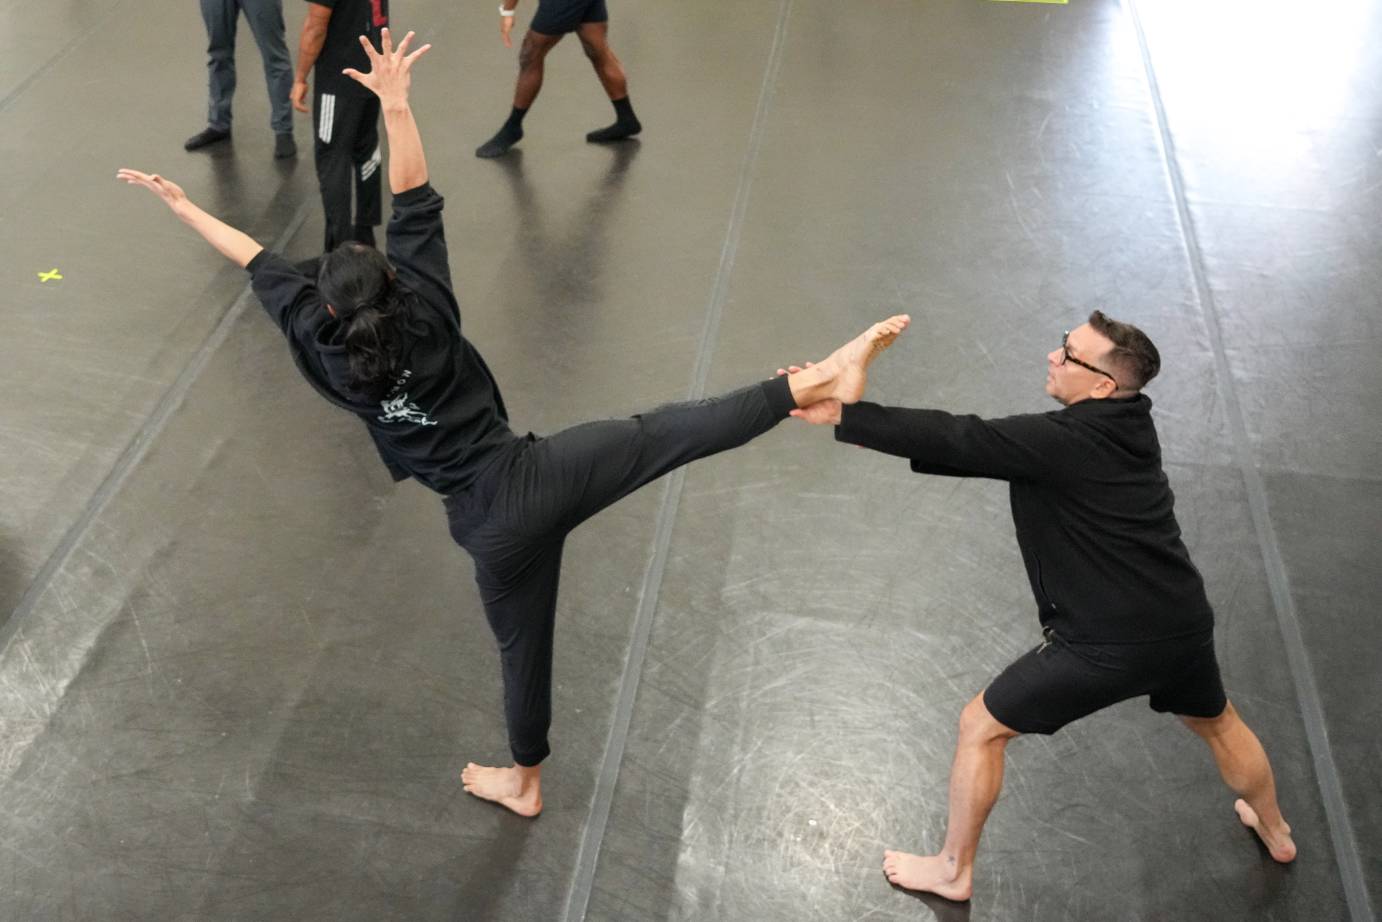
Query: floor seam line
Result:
<box><xmin>1126</xmin><ymin>3</ymin><xmax>1373</xmax><ymax>919</ymax></box>
<box><xmin>562</xmin><ymin>2</ymin><xmax>795</xmax><ymax>918</ymax></box>
<box><xmin>0</xmin><ymin>204</ymin><xmax>312</xmax><ymax>658</ymax></box>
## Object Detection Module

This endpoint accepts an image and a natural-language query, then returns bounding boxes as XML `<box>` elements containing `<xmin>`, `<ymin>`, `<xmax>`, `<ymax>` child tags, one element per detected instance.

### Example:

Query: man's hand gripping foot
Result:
<box><xmin>461</xmin><ymin>762</ymin><xmax>543</xmax><ymax>817</ymax></box>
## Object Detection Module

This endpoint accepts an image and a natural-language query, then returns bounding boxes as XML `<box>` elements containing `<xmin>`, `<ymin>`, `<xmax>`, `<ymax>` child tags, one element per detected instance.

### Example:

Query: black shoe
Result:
<box><xmin>185</xmin><ymin>126</ymin><xmax>231</xmax><ymax>151</ymax></box>
<box><xmin>476</xmin><ymin>126</ymin><xmax>523</xmax><ymax>158</ymax></box>
<box><xmin>274</xmin><ymin>133</ymin><xmax>297</xmax><ymax>159</ymax></box>
<box><xmin>586</xmin><ymin>117</ymin><xmax>642</xmax><ymax>143</ymax></box>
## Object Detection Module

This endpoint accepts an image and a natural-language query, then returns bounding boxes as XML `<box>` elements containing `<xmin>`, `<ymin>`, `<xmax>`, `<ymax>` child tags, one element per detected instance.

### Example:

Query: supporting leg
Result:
<box><xmin>883</xmin><ymin>693</ymin><xmax>1019</xmax><ymax>902</ymax></box>
<box><xmin>1181</xmin><ymin>701</ymin><xmax>1296</xmax><ymax>862</ymax></box>
<box><xmin>455</xmin><ymin>539</ymin><xmax>566</xmax><ymax>818</ymax></box>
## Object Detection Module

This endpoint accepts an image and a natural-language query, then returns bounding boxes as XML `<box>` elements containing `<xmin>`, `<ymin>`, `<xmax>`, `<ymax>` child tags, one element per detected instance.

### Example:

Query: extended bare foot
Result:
<box><xmin>882</xmin><ymin>849</ymin><xmax>973</xmax><ymax>902</ymax></box>
<box><xmin>821</xmin><ymin>314</ymin><xmax>910</xmax><ymax>404</ymax></box>
<box><xmin>785</xmin><ymin>315</ymin><xmax>910</xmax><ymax>410</ymax></box>
<box><xmin>1234</xmin><ymin>798</ymin><xmax>1296</xmax><ymax>862</ymax></box>
<box><xmin>461</xmin><ymin>762</ymin><xmax>543</xmax><ymax>817</ymax></box>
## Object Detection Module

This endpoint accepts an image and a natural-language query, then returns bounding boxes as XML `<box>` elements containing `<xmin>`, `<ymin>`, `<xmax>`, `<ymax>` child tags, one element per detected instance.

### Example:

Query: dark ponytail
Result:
<box><xmin>318</xmin><ymin>243</ymin><xmax>413</xmax><ymax>400</ymax></box>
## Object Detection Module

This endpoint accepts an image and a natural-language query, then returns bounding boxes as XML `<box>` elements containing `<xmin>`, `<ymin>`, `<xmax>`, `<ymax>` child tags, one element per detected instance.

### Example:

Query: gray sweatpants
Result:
<box><xmin>200</xmin><ymin>0</ymin><xmax>293</xmax><ymax>135</ymax></box>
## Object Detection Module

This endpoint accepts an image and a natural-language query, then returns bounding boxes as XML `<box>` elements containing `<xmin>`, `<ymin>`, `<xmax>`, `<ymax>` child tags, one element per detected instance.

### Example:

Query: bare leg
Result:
<box><xmin>461</xmin><ymin>761</ymin><xmax>543</xmax><ymax>817</ymax></box>
<box><xmin>477</xmin><ymin>31</ymin><xmax>561</xmax><ymax>158</ymax></box>
<box><xmin>786</xmin><ymin>314</ymin><xmax>910</xmax><ymax>408</ymax></box>
<box><xmin>883</xmin><ymin>693</ymin><xmax>1019</xmax><ymax>902</ymax></box>
<box><xmin>1181</xmin><ymin>702</ymin><xmax>1296</xmax><ymax>862</ymax></box>
<box><xmin>578</xmin><ymin>22</ymin><xmax>642</xmax><ymax>142</ymax></box>
<box><xmin>577</xmin><ymin>23</ymin><xmax>627</xmax><ymax>100</ymax></box>
<box><xmin>514</xmin><ymin>30</ymin><xmax>560</xmax><ymax>110</ymax></box>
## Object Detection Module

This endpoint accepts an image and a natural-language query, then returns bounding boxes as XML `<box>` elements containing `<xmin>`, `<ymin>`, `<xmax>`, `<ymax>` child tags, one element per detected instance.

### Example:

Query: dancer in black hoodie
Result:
<box><xmin>782</xmin><ymin>313</ymin><xmax>1296</xmax><ymax>900</ymax></box>
<box><xmin>119</xmin><ymin>28</ymin><xmax>909</xmax><ymax>818</ymax></box>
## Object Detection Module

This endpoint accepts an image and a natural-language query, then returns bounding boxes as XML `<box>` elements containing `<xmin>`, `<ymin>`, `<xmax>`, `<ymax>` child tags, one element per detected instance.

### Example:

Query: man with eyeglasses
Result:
<box><xmin>782</xmin><ymin>310</ymin><xmax>1296</xmax><ymax>901</ymax></box>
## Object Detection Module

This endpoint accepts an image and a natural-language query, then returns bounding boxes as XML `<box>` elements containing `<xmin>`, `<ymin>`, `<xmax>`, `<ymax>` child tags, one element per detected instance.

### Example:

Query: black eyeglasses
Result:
<box><xmin>1059</xmin><ymin>331</ymin><xmax>1120</xmax><ymax>389</ymax></box>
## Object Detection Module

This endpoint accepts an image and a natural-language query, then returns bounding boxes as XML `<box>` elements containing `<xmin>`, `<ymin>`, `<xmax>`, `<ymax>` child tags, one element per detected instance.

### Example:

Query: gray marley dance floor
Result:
<box><xmin>2</xmin><ymin>0</ymin><xmax>1379</xmax><ymax>919</ymax></box>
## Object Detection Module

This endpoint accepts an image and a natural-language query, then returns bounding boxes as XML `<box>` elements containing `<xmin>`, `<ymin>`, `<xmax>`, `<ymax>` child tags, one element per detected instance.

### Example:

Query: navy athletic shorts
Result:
<box><xmin>530</xmin><ymin>0</ymin><xmax>608</xmax><ymax>36</ymax></box>
<box><xmin>983</xmin><ymin>628</ymin><xmax>1227</xmax><ymax>735</ymax></box>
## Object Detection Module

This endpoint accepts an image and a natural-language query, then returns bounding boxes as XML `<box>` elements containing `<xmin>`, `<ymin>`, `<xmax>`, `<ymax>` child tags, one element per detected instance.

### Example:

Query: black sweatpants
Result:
<box><xmin>443</xmin><ymin>376</ymin><xmax>797</xmax><ymax>766</ymax></box>
<box><xmin>313</xmin><ymin>87</ymin><xmax>381</xmax><ymax>251</ymax></box>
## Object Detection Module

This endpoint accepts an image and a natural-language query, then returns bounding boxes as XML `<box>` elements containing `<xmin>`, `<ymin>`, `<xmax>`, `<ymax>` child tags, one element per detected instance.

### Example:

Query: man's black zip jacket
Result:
<box><xmin>835</xmin><ymin>396</ymin><xmax>1214</xmax><ymax>644</ymax></box>
<box><xmin>246</xmin><ymin>183</ymin><xmax>520</xmax><ymax>495</ymax></box>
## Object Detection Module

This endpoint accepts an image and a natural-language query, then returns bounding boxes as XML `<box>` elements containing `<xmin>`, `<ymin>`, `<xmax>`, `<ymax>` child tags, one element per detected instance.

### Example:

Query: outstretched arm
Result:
<box><xmin>115</xmin><ymin>170</ymin><xmax>263</xmax><ymax>268</ymax></box>
<box><xmin>343</xmin><ymin>28</ymin><xmax>432</xmax><ymax>194</ymax></box>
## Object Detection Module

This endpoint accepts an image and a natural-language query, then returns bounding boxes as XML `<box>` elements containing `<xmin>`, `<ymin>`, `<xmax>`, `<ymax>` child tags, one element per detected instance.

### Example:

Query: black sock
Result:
<box><xmin>476</xmin><ymin>107</ymin><xmax>528</xmax><ymax>158</ymax></box>
<box><xmin>586</xmin><ymin>96</ymin><xmax>641</xmax><ymax>143</ymax></box>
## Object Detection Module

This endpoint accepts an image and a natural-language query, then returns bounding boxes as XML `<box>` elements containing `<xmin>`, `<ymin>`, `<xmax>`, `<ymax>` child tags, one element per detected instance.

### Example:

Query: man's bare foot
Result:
<box><xmin>822</xmin><ymin>314</ymin><xmax>910</xmax><ymax>405</ymax></box>
<box><xmin>461</xmin><ymin>762</ymin><xmax>543</xmax><ymax>817</ymax></box>
<box><xmin>882</xmin><ymin>849</ymin><xmax>973</xmax><ymax>902</ymax></box>
<box><xmin>1234</xmin><ymin>798</ymin><xmax>1296</xmax><ymax>862</ymax></box>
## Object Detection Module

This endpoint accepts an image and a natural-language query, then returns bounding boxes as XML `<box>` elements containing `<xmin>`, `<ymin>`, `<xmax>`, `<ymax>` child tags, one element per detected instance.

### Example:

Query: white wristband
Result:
<box><xmin>498</xmin><ymin>5</ymin><xmax>515</xmax><ymax>15</ymax></box>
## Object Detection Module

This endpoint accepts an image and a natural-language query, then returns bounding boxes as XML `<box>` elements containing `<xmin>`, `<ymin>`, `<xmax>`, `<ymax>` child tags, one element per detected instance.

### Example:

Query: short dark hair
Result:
<box><xmin>1087</xmin><ymin>310</ymin><xmax>1160</xmax><ymax>391</ymax></box>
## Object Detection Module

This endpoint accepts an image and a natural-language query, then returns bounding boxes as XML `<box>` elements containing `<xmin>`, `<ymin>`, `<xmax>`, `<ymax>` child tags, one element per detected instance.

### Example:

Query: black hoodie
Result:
<box><xmin>247</xmin><ymin>183</ymin><xmax>521</xmax><ymax>495</ymax></box>
<box><xmin>835</xmin><ymin>396</ymin><xmax>1214</xmax><ymax>643</ymax></box>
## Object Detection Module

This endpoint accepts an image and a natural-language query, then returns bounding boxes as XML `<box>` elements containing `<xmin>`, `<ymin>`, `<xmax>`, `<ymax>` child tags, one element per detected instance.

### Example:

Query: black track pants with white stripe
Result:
<box><xmin>312</xmin><ymin>88</ymin><xmax>382</xmax><ymax>251</ymax></box>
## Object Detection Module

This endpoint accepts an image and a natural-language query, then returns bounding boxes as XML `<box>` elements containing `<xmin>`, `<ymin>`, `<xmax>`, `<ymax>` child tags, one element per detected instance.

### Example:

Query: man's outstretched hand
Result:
<box><xmin>342</xmin><ymin>28</ymin><xmax>432</xmax><ymax>108</ymax></box>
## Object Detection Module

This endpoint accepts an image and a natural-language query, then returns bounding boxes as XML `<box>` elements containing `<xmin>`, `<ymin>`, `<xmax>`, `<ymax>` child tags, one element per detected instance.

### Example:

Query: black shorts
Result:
<box><xmin>983</xmin><ymin>628</ymin><xmax>1227</xmax><ymax>735</ymax></box>
<box><xmin>530</xmin><ymin>0</ymin><xmax>608</xmax><ymax>36</ymax></box>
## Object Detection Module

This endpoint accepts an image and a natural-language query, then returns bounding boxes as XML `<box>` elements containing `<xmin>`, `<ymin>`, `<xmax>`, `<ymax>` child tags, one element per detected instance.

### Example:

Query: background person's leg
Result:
<box><xmin>240</xmin><ymin>0</ymin><xmax>295</xmax><ymax>147</ymax></box>
<box><xmin>350</xmin><ymin>97</ymin><xmax>382</xmax><ymax>246</ymax></box>
<box><xmin>313</xmin><ymin>90</ymin><xmax>358</xmax><ymax>251</ymax></box>
<box><xmin>576</xmin><ymin>21</ymin><xmax>641</xmax><ymax>142</ymax></box>
<box><xmin>476</xmin><ymin>31</ymin><xmax>563</xmax><ymax>158</ymax></box>
<box><xmin>1181</xmin><ymin>702</ymin><xmax>1297</xmax><ymax>862</ymax></box>
<box><xmin>883</xmin><ymin>693</ymin><xmax>1019</xmax><ymax>901</ymax></box>
<box><xmin>188</xmin><ymin>0</ymin><xmax>238</xmax><ymax>148</ymax></box>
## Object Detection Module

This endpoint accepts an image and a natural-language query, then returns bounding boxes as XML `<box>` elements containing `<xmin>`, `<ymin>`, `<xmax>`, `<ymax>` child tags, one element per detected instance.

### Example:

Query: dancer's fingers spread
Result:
<box><xmin>358</xmin><ymin>34</ymin><xmax>378</xmax><ymax>59</ymax></box>
<box><xmin>342</xmin><ymin>68</ymin><xmax>364</xmax><ymax>84</ymax></box>
<box><xmin>395</xmin><ymin>30</ymin><xmax>415</xmax><ymax>57</ymax></box>
<box><xmin>380</xmin><ymin>26</ymin><xmax>393</xmax><ymax>55</ymax></box>
<box><xmin>404</xmin><ymin>43</ymin><xmax>432</xmax><ymax>66</ymax></box>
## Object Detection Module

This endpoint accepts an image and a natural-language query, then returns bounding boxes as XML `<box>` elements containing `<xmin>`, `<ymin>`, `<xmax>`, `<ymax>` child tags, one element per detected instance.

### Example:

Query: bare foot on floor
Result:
<box><xmin>821</xmin><ymin>314</ymin><xmax>910</xmax><ymax>405</ymax></box>
<box><xmin>882</xmin><ymin>849</ymin><xmax>973</xmax><ymax>902</ymax></box>
<box><xmin>1234</xmin><ymin>798</ymin><xmax>1296</xmax><ymax>863</ymax></box>
<box><xmin>461</xmin><ymin>762</ymin><xmax>543</xmax><ymax>817</ymax></box>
